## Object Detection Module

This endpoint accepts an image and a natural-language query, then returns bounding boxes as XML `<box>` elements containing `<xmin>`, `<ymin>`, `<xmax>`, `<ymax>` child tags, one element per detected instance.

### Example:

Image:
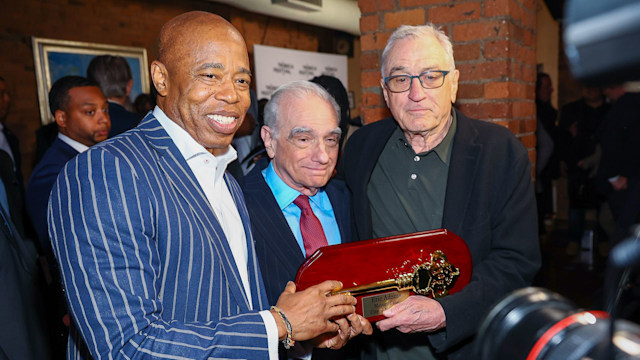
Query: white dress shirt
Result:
<box><xmin>153</xmin><ymin>107</ymin><xmax>278</xmax><ymax>359</ymax></box>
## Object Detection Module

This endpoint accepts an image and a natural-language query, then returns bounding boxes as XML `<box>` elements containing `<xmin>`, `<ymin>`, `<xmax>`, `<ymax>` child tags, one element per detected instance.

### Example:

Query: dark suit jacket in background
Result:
<box><xmin>338</xmin><ymin>109</ymin><xmax>541</xmax><ymax>359</ymax></box>
<box><xmin>0</xmin><ymin>201</ymin><xmax>51</xmax><ymax>359</ymax></box>
<box><xmin>239</xmin><ymin>159</ymin><xmax>353</xmax><ymax>360</ymax></box>
<box><xmin>108</xmin><ymin>101</ymin><xmax>140</xmax><ymax>138</ymax></box>
<box><xmin>0</xmin><ymin>150</ymin><xmax>26</xmax><ymax>238</ymax></box>
<box><xmin>26</xmin><ymin>137</ymin><xmax>79</xmax><ymax>250</ymax></box>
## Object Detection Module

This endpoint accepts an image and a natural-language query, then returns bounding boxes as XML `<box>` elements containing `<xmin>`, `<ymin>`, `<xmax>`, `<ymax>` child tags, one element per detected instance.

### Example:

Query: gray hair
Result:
<box><xmin>87</xmin><ymin>55</ymin><xmax>132</xmax><ymax>98</ymax></box>
<box><xmin>263</xmin><ymin>80</ymin><xmax>341</xmax><ymax>138</ymax></box>
<box><xmin>381</xmin><ymin>24</ymin><xmax>456</xmax><ymax>77</ymax></box>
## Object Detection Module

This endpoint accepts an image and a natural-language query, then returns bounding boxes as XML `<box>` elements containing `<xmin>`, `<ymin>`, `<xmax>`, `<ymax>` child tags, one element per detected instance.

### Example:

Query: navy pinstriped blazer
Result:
<box><xmin>48</xmin><ymin>113</ymin><xmax>271</xmax><ymax>359</ymax></box>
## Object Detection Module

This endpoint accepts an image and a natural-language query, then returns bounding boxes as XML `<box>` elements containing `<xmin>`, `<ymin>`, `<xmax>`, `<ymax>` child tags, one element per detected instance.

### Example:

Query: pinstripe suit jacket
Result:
<box><xmin>48</xmin><ymin>113</ymin><xmax>271</xmax><ymax>360</ymax></box>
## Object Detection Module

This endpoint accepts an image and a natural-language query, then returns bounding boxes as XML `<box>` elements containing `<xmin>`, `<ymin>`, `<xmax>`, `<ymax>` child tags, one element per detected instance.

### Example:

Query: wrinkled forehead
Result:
<box><xmin>384</xmin><ymin>36</ymin><xmax>449</xmax><ymax>74</ymax></box>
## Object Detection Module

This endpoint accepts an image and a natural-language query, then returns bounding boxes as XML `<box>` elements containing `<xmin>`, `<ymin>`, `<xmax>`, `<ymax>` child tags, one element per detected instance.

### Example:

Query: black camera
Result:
<box><xmin>475</xmin><ymin>287</ymin><xmax>640</xmax><ymax>360</ymax></box>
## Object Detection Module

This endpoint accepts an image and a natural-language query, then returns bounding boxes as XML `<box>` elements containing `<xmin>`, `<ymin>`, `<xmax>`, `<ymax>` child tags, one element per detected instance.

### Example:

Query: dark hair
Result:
<box><xmin>48</xmin><ymin>76</ymin><xmax>98</xmax><ymax>115</ymax></box>
<box><xmin>0</xmin><ymin>76</ymin><xmax>4</xmax><ymax>81</ymax></box>
<box><xmin>310</xmin><ymin>75</ymin><xmax>350</xmax><ymax>146</ymax></box>
<box><xmin>87</xmin><ymin>55</ymin><xmax>132</xmax><ymax>98</ymax></box>
<box><xmin>536</xmin><ymin>72</ymin><xmax>550</xmax><ymax>94</ymax></box>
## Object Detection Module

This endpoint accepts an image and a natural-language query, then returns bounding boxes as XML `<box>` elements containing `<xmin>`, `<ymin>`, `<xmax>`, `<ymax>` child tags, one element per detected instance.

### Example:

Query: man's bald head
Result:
<box><xmin>157</xmin><ymin>11</ymin><xmax>242</xmax><ymax>70</ymax></box>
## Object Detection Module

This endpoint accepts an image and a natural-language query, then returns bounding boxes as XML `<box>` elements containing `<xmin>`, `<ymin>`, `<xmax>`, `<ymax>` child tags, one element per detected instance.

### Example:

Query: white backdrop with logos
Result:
<box><xmin>253</xmin><ymin>44</ymin><xmax>348</xmax><ymax>100</ymax></box>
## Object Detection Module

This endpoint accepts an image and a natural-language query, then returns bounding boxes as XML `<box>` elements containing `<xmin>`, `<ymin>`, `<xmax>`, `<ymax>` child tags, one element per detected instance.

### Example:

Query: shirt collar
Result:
<box><xmin>396</xmin><ymin>109</ymin><xmax>457</xmax><ymax>164</ymax></box>
<box><xmin>262</xmin><ymin>161</ymin><xmax>328</xmax><ymax>211</ymax></box>
<box><xmin>152</xmin><ymin>106</ymin><xmax>237</xmax><ymax>165</ymax></box>
<box><xmin>58</xmin><ymin>133</ymin><xmax>90</xmax><ymax>153</ymax></box>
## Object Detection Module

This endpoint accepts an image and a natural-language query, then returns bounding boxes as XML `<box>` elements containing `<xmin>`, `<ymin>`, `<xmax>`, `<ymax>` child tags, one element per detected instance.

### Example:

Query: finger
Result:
<box><xmin>315</xmin><ymin>280</ymin><xmax>343</xmax><ymax>293</ymax></box>
<box><xmin>348</xmin><ymin>314</ymin><xmax>373</xmax><ymax>336</ymax></box>
<box><xmin>327</xmin><ymin>293</ymin><xmax>357</xmax><ymax>307</ymax></box>
<box><xmin>282</xmin><ymin>281</ymin><xmax>296</xmax><ymax>294</ymax></box>
<box><xmin>328</xmin><ymin>304</ymin><xmax>356</xmax><ymax>318</ymax></box>
<box><xmin>376</xmin><ymin>317</ymin><xmax>396</xmax><ymax>332</ymax></box>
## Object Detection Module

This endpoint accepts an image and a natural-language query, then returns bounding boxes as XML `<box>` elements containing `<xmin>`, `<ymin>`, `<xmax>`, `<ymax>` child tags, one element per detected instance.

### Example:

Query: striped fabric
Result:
<box><xmin>48</xmin><ymin>113</ymin><xmax>270</xmax><ymax>359</ymax></box>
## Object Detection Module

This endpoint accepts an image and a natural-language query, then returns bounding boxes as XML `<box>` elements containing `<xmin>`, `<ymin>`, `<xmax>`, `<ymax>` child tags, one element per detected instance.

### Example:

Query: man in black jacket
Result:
<box><xmin>338</xmin><ymin>23</ymin><xmax>540</xmax><ymax>359</ymax></box>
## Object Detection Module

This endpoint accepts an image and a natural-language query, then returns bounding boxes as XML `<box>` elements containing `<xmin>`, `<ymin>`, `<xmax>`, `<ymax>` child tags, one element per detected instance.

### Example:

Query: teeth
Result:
<box><xmin>207</xmin><ymin>114</ymin><xmax>235</xmax><ymax>125</ymax></box>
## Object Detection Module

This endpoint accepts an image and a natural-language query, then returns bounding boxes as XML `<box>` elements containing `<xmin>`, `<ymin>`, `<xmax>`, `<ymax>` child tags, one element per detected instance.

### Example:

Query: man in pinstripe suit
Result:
<box><xmin>48</xmin><ymin>11</ymin><xmax>370</xmax><ymax>360</ymax></box>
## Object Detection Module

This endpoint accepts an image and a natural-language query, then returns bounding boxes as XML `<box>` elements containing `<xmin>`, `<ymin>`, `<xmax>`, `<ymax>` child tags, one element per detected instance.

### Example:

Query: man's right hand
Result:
<box><xmin>273</xmin><ymin>280</ymin><xmax>356</xmax><ymax>341</ymax></box>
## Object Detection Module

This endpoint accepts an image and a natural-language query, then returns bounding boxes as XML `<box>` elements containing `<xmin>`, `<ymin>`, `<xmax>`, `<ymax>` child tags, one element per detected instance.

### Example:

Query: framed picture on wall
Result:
<box><xmin>32</xmin><ymin>37</ymin><xmax>150</xmax><ymax>125</ymax></box>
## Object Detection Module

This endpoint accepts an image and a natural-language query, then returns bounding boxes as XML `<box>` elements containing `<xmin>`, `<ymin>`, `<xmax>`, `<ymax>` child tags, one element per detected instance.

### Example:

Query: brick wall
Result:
<box><xmin>359</xmin><ymin>0</ymin><xmax>538</xmax><ymax>164</ymax></box>
<box><xmin>0</xmin><ymin>0</ymin><xmax>345</xmax><ymax>181</ymax></box>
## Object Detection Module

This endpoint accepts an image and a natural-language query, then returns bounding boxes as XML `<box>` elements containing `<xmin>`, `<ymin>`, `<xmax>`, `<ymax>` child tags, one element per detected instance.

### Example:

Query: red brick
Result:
<box><xmin>453</xmin><ymin>20</ymin><xmax>509</xmax><ymax>42</ymax></box>
<box><xmin>453</xmin><ymin>43</ymin><xmax>481</xmax><ymax>61</ymax></box>
<box><xmin>429</xmin><ymin>2</ymin><xmax>481</xmax><ymax>24</ymax></box>
<box><xmin>521</xmin><ymin>0</ymin><xmax>536</xmax><ymax>12</ymax></box>
<box><xmin>485</xmin><ymin>0</ymin><xmax>511</xmax><ymax>17</ymax></box>
<box><xmin>400</xmin><ymin>0</ymin><xmax>447</xmax><ymax>6</ymax></box>
<box><xmin>528</xmin><ymin>150</ymin><xmax>536</xmax><ymax>166</ymax></box>
<box><xmin>485</xmin><ymin>82</ymin><xmax>509</xmax><ymax>99</ymax></box>
<box><xmin>457</xmin><ymin>83</ymin><xmax>484</xmax><ymax>99</ymax></box>
<box><xmin>485</xmin><ymin>40</ymin><xmax>510</xmax><ymax>59</ymax></box>
<box><xmin>362</xmin><ymin>71</ymin><xmax>383</xmax><ymax>88</ymax></box>
<box><xmin>522</xmin><ymin>64</ymin><xmax>537</xmax><ymax>82</ymax></box>
<box><xmin>385</xmin><ymin>8</ymin><xmax>426</xmax><ymax>29</ymax></box>
<box><xmin>519</xmin><ymin>117</ymin><xmax>536</xmax><ymax>132</ymax></box>
<box><xmin>360</xmin><ymin>14</ymin><xmax>379</xmax><ymax>33</ymax></box>
<box><xmin>378</xmin><ymin>0</ymin><xmax>396</xmax><ymax>11</ymax></box>
<box><xmin>361</xmin><ymin>52</ymin><xmax>381</xmax><ymax>70</ymax></box>
<box><xmin>519</xmin><ymin>133</ymin><xmax>536</xmax><ymax>149</ymax></box>
<box><xmin>457</xmin><ymin>101</ymin><xmax>511</xmax><ymax>120</ymax></box>
<box><xmin>458</xmin><ymin>60</ymin><xmax>510</xmax><ymax>81</ymax></box>
<box><xmin>513</xmin><ymin>101</ymin><xmax>536</xmax><ymax>118</ymax></box>
<box><xmin>361</xmin><ymin>32</ymin><xmax>391</xmax><ymax>51</ymax></box>
<box><xmin>358</xmin><ymin>0</ymin><xmax>376</xmax><ymax>14</ymax></box>
<box><xmin>363</xmin><ymin>107</ymin><xmax>393</xmax><ymax>124</ymax></box>
<box><xmin>363</xmin><ymin>92</ymin><xmax>383</xmax><ymax>107</ymax></box>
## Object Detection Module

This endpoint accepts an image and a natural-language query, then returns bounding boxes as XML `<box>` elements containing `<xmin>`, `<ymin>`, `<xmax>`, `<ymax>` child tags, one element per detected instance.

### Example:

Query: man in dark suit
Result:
<box><xmin>0</xmin><ymin>76</ymin><xmax>26</xmax><ymax>228</ymax></box>
<box><xmin>239</xmin><ymin>80</ymin><xmax>352</xmax><ymax>310</ymax></box>
<box><xmin>48</xmin><ymin>12</ymin><xmax>368</xmax><ymax>360</ymax></box>
<box><xmin>338</xmin><ymin>24</ymin><xmax>540</xmax><ymax>359</ymax></box>
<box><xmin>26</xmin><ymin>75</ymin><xmax>110</xmax><ymax>250</ymax></box>
<box><xmin>87</xmin><ymin>55</ymin><xmax>141</xmax><ymax>137</ymax></box>
<box><xmin>0</xmin><ymin>177</ymin><xmax>51</xmax><ymax>360</ymax></box>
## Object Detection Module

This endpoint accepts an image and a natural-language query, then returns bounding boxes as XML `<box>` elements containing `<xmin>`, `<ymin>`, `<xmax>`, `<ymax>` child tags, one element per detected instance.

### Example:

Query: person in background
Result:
<box><xmin>87</xmin><ymin>55</ymin><xmax>139</xmax><ymax>137</ymax></box>
<box><xmin>535</xmin><ymin>72</ymin><xmax>560</xmax><ymax>233</ymax></box>
<box><xmin>558</xmin><ymin>87</ymin><xmax>610</xmax><ymax>256</ymax></box>
<box><xmin>48</xmin><ymin>11</ymin><xmax>369</xmax><ymax>360</ymax></box>
<box><xmin>240</xmin><ymin>80</ymin><xmax>357</xmax><ymax>359</ymax></box>
<box><xmin>338</xmin><ymin>23</ymin><xmax>540</xmax><ymax>359</ymax></box>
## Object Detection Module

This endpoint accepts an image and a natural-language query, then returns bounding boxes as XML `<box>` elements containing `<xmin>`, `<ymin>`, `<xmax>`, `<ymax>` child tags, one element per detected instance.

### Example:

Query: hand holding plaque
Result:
<box><xmin>295</xmin><ymin>229</ymin><xmax>472</xmax><ymax>322</ymax></box>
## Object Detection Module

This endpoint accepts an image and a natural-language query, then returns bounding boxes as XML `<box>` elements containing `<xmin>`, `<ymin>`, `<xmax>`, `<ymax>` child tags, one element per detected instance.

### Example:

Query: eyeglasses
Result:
<box><xmin>383</xmin><ymin>70</ymin><xmax>450</xmax><ymax>93</ymax></box>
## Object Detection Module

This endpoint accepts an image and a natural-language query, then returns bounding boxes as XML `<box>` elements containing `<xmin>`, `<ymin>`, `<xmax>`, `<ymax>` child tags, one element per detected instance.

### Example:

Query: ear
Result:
<box><xmin>380</xmin><ymin>78</ymin><xmax>390</xmax><ymax>107</ymax></box>
<box><xmin>449</xmin><ymin>69</ymin><xmax>460</xmax><ymax>104</ymax></box>
<box><xmin>126</xmin><ymin>78</ymin><xmax>133</xmax><ymax>97</ymax></box>
<box><xmin>261</xmin><ymin>126</ymin><xmax>276</xmax><ymax>159</ymax></box>
<box><xmin>151</xmin><ymin>60</ymin><xmax>169</xmax><ymax>97</ymax></box>
<box><xmin>54</xmin><ymin>110</ymin><xmax>67</xmax><ymax>129</ymax></box>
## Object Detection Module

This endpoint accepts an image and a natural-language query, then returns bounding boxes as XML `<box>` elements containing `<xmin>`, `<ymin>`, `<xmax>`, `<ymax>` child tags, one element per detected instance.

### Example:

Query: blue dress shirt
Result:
<box><xmin>262</xmin><ymin>162</ymin><xmax>341</xmax><ymax>255</ymax></box>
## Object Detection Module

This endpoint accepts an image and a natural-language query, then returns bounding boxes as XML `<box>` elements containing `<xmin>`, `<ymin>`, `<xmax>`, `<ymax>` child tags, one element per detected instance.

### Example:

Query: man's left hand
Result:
<box><xmin>377</xmin><ymin>295</ymin><xmax>446</xmax><ymax>333</ymax></box>
<box><xmin>315</xmin><ymin>313</ymin><xmax>373</xmax><ymax>349</ymax></box>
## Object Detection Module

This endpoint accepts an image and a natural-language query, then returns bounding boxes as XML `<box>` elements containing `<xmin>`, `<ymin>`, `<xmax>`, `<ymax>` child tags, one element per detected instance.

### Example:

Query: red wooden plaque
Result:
<box><xmin>294</xmin><ymin>229</ymin><xmax>472</xmax><ymax>322</ymax></box>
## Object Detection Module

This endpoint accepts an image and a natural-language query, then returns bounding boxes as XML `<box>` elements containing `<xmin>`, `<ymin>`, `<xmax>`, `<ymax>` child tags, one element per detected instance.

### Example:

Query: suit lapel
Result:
<box><xmin>243</xmin><ymin>169</ymin><xmax>305</xmax><ymax>273</ymax></box>
<box><xmin>442</xmin><ymin>111</ymin><xmax>482</xmax><ymax>235</ymax></box>
<box><xmin>139</xmin><ymin>115</ymin><xmax>253</xmax><ymax>312</ymax></box>
<box><xmin>326</xmin><ymin>181</ymin><xmax>351</xmax><ymax>244</ymax></box>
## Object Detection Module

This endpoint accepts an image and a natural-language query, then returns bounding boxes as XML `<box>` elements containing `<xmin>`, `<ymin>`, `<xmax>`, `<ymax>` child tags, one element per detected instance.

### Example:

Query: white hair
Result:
<box><xmin>381</xmin><ymin>23</ymin><xmax>456</xmax><ymax>77</ymax></box>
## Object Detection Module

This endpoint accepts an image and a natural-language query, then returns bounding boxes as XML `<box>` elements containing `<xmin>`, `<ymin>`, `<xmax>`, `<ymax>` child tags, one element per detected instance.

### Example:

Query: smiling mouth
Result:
<box><xmin>207</xmin><ymin>114</ymin><xmax>236</xmax><ymax>125</ymax></box>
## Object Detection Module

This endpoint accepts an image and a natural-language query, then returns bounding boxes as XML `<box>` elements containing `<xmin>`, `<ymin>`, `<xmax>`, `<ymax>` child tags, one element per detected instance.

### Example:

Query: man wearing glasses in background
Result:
<box><xmin>338</xmin><ymin>24</ymin><xmax>541</xmax><ymax>359</ymax></box>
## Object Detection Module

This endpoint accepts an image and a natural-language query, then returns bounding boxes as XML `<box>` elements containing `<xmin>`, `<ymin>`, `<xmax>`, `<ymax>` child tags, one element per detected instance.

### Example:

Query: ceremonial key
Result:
<box><xmin>331</xmin><ymin>250</ymin><xmax>460</xmax><ymax>298</ymax></box>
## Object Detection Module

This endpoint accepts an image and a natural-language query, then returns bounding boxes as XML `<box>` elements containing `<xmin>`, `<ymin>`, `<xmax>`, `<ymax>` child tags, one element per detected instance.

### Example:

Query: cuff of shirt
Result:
<box><xmin>609</xmin><ymin>175</ymin><xmax>620</xmax><ymax>183</ymax></box>
<box><xmin>259</xmin><ymin>310</ymin><xmax>279</xmax><ymax>360</ymax></box>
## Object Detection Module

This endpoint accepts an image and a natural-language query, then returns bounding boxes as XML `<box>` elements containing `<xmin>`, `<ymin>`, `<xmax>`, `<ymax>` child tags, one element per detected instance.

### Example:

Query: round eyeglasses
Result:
<box><xmin>383</xmin><ymin>70</ymin><xmax>450</xmax><ymax>93</ymax></box>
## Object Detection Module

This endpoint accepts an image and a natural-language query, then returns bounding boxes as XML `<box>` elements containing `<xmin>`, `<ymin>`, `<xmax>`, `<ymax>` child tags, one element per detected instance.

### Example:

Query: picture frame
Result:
<box><xmin>32</xmin><ymin>37</ymin><xmax>150</xmax><ymax>125</ymax></box>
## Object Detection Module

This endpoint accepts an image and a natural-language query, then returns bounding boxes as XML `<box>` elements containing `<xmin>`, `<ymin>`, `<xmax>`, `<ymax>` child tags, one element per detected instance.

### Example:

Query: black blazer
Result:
<box><xmin>239</xmin><ymin>160</ymin><xmax>353</xmax><ymax>305</ymax></box>
<box><xmin>337</xmin><ymin>109</ymin><xmax>541</xmax><ymax>359</ymax></box>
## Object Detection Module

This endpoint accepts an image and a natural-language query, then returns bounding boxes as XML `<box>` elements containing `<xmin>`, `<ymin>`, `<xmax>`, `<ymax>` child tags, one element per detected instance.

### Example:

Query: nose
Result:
<box><xmin>215</xmin><ymin>79</ymin><xmax>240</xmax><ymax>103</ymax></box>
<box><xmin>98</xmin><ymin>109</ymin><xmax>110</xmax><ymax>125</ymax></box>
<box><xmin>407</xmin><ymin>77</ymin><xmax>427</xmax><ymax>102</ymax></box>
<box><xmin>311</xmin><ymin>140</ymin><xmax>331</xmax><ymax>164</ymax></box>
